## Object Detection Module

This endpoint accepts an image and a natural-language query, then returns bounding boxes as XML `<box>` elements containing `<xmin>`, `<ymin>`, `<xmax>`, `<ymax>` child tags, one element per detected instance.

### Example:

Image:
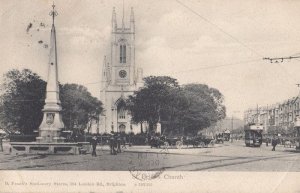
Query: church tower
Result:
<box><xmin>99</xmin><ymin>7</ymin><xmax>143</xmax><ymax>134</ymax></box>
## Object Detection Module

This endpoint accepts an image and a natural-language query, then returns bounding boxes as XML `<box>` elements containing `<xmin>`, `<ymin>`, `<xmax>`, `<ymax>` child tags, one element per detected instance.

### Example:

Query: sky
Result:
<box><xmin>1</xmin><ymin>0</ymin><xmax>300</xmax><ymax>119</ymax></box>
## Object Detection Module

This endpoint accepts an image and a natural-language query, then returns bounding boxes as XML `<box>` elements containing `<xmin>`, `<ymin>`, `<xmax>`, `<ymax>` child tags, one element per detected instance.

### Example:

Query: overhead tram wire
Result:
<box><xmin>262</xmin><ymin>53</ymin><xmax>300</xmax><ymax>83</ymax></box>
<box><xmin>175</xmin><ymin>0</ymin><xmax>263</xmax><ymax>58</ymax></box>
<box><xmin>170</xmin><ymin>59</ymin><xmax>261</xmax><ymax>75</ymax></box>
<box><xmin>291</xmin><ymin>52</ymin><xmax>300</xmax><ymax>57</ymax></box>
<box><xmin>291</xmin><ymin>52</ymin><xmax>300</xmax><ymax>62</ymax></box>
<box><xmin>263</xmin><ymin>56</ymin><xmax>300</xmax><ymax>63</ymax></box>
<box><xmin>175</xmin><ymin>0</ymin><xmax>298</xmax><ymax>83</ymax></box>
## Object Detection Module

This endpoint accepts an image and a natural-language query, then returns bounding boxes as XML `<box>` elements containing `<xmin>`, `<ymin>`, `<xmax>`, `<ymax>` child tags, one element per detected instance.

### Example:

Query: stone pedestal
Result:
<box><xmin>37</xmin><ymin>111</ymin><xmax>65</xmax><ymax>143</ymax></box>
<box><xmin>10</xmin><ymin>142</ymin><xmax>80</xmax><ymax>155</ymax></box>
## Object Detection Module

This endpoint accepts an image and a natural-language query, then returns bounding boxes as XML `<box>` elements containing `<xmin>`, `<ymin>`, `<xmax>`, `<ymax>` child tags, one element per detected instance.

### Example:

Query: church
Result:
<box><xmin>98</xmin><ymin>7</ymin><xmax>144</xmax><ymax>134</ymax></box>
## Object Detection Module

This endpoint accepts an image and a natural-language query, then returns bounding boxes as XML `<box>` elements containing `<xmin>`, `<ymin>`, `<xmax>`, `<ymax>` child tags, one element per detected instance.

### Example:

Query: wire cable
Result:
<box><xmin>175</xmin><ymin>0</ymin><xmax>263</xmax><ymax>57</ymax></box>
<box><xmin>175</xmin><ymin>0</ymin><xmax>298</xmax><ymax>83</ymax></box>
<box><xmin>170</xmin><ymin>59</ymin><xmax>261</xmax><ymax>74</ymax></box>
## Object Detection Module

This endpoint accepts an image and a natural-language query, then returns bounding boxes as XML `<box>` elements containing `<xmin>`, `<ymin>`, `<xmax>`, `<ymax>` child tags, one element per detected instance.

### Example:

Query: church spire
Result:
<box><xmin>130</xmin><ymin>7</ymin><xmax>134</xmax><ymax>22</ymax></box>
<box><xmin>122</xmin><ymin>0</ymin><xmax>125</xmax><ymax>29</ymax></box>
<box><xmin>112</xmin><ymin>7</ymin><xmax>117</xmax><ymax>32</ymax></box>
<box><xmin>130</xmin><ymin>7</ymin><xmax>135</xmax><ymax>32</ymax></box>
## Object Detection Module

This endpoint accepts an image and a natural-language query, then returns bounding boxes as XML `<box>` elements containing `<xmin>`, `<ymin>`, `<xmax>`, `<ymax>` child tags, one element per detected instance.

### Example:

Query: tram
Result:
<box><xmin>223</xmin><ymin>130</ymin><xmax>231</xmax><ymax>141</ymax></box>
<box><xmin>244</xmin><ymin>124</ymin><xmax>263</xmax><ymax>147</ymax></box>
<box><xmin>294</xmin><ymin>116</ymin><xmax>300</xmax><ymax>151</ymax></box>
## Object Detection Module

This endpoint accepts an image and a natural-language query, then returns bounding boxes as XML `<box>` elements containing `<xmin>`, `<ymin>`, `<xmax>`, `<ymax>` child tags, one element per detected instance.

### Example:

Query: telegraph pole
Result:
<box><xmin>231</xmin><ymin>115</ymin><xmax>233</xmax><ymax>131</ymax></box>
<box><xmin>231</xmin><ymin>111</ymin><xmax>240</xmax><ymax>130</ymax></box>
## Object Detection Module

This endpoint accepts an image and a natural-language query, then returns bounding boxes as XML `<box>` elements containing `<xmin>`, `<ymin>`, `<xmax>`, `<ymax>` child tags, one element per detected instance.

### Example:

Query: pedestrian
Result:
<box><xmin>271</xmin><ymin>137</ymin><xmax>278</xmax><ymax>151</ymax></box>
<box><xmin>266</xmin><ymin>138</ymin><xmax>269</xmax><ymax>147</ymax></box>
<box><xmin>91</xmin><ymin>136</ymin><xmax>97</xmax><ymax>157</ymax></box>
<box><xmin>117</xmin><ymin>133</ymin><xmax>122</xmax><ymax>153</ymax></box>
<box><xmin>121</xmin><ymin>135</ymin><xmax>127</xmax><ymax>149</ymax></box>
<box><xmin>110</xmin><ymin>135</ymin><xmax>117</xmax><ymax>155</ymax></box>
<box><xmin>0</xmin><ymin>137</ymin><xmax>3</xmax><ymax>152</ymax></box>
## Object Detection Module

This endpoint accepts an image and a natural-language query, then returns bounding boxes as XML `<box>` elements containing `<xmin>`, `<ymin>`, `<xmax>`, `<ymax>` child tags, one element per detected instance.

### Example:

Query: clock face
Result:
<box><xmin>119</xmin><ymin>70</ymin><xmax>127</xmax><ymax>78</ymax></box>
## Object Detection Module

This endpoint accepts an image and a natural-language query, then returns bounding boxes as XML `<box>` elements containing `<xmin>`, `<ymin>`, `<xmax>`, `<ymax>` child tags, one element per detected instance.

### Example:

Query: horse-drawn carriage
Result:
<box><xmin>149</xmin><ymin>135</ymin><xmax>185</xmax><ymax>149</ymax></box>
<box><xmin>184</xmin><ymin>136</ymin><xmax>214</xmax><ymax>148</ymax></box>
<box><xmin>149</xmin><ymin>134</ymin><xmax>214</xmax><ymax>149</ymax></box>
<box><xmin>149</xmin><ymin>136</ymin><xmax>165</xmax><ymax>148</ymax></box>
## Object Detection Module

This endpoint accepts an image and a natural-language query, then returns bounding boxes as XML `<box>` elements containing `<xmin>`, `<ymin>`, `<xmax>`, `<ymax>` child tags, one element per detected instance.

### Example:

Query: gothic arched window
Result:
<box><xmin>118</xmin><ymin>106</ymin><xmax>126</xmax><ymax>119</ymax></box>
<box><xmin>120</xmin><ymin>45</ymin><xmax>126</xmax><ymax>63</ymax></box>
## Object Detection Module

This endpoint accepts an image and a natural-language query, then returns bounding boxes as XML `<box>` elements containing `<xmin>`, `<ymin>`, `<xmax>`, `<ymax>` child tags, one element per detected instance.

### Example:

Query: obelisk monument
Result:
<box><xmin>36</xmin><ymin>3</ymin><xmax>65</xmax><ymax>143</ymax></box>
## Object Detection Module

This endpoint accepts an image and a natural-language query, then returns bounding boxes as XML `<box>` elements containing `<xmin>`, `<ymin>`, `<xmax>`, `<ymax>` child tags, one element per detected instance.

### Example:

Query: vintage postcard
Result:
<box><xmin>0</xmin><ymin>0</ymin><xmax>300</xmax><ymax>192</ymax></box>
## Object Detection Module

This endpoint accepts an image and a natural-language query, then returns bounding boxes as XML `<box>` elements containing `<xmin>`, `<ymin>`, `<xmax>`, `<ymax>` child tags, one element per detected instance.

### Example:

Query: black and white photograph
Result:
<box><xmin>0</xmin><ymin>0</ymin><xmax>300</xmax><ymax>192</ymax></box>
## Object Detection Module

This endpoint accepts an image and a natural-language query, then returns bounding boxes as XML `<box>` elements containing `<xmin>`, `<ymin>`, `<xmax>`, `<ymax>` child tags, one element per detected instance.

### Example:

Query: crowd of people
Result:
<box><xmin>87</xmin><ymin>132</ymin><xmax>295</xmax><ymax>156</ymax></box>
<box><xmin>89</xmin><ymin>132</ymin><xmax>127</xmax><ymax>157</ymax></box>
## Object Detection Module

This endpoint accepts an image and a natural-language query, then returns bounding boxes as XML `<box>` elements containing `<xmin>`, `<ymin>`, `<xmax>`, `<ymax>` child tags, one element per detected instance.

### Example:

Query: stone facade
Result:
<box><xmin>244</xmin><ymin>96</ymin><xmax>300</xmax><ymax>134</ymax></box>
<box><xmin>98</xmin><ymin>8</ymin><xmax>144</xmax><ymax>134</ymax></box>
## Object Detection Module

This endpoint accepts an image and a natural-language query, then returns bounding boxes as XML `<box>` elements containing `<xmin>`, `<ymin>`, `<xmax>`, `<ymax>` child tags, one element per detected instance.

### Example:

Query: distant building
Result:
<box><xmin>244</xmin><ymin>95</ymin><xmax>300</xmax><ymax>134</ymax></box>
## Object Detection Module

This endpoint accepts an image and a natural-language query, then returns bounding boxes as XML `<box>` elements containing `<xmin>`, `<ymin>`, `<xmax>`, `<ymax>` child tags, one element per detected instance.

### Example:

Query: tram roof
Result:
<box><xmin>245</xmin><ymin>125</ymin><xmax>264</xmax><ymax>131</ymax></box>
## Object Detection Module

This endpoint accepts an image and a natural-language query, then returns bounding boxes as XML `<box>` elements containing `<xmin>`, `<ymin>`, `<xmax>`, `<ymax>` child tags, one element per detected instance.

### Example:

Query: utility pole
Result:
<box><xmin>231</xmin><ymin>115</ymin><xmax>234</xmax><ymax>131</ymax></box>
<box><xmin>256</xmin><ymin>104</ymin><xmax>259</xmax><ymax>124</ymax></box>
<box><xmin>231</xmin><ymin>111</ymin><xmax>240</xmax><ymax>131</ymax></box>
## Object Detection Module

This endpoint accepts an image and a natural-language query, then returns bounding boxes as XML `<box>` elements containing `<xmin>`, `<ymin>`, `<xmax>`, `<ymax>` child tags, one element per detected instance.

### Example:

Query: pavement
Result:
<box><xmin>0</xmin><ymin>140</ymin><xmax>299</xmax><ymax>171</ymax></box>
<box><xmin>97</xmin><ymin>143</ymin><xmax>222</xmax><ymax>155</ymax></box>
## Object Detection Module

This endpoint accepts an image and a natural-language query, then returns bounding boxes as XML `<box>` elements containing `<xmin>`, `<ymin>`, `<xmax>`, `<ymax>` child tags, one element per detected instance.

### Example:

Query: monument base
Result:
<box><xmin>36</xmin><ymin>136</ymin><xmax>65</xmax><ymax>143</ymax></box>
<box><xmin>10</xmin><ymin>142</ymin><xmax>91</xmax><ymax>155</ymax></box>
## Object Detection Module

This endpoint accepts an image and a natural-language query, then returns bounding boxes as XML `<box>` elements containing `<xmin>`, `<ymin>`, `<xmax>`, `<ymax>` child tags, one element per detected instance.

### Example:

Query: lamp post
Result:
<box><xmin>111</xmin><ymin>107</ymin><xmax>115</xmax><ymax>132</ymax></box>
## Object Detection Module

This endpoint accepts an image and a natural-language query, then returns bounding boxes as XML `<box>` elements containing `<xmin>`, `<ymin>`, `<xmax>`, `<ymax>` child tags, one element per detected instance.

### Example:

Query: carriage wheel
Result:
<box><xmin>199</xmin><ymin>142</ymin><xmax>205</xmax><ymax>148</ymax></box>
<box><xmin>121</xmin><ymin>145</ymin><xmax>127</xmax><ymax>152</ymax></box>
<box><xmin>163</xmin><ymin>142</ymin><xmax>169</xmax><ymax>149</ymax></box>
<box><xmin>176</xmin><ymin>141</ymin><xmax>183</xmax><ymax>149</ymax></box>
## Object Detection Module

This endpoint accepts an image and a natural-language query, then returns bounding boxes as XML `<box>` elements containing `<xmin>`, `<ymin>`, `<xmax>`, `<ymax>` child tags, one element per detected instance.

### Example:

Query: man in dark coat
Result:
<box><xmin>117</xmin><ymin>133</ymin><xmax>122</xmax><ymax>153</ymax></box>
<box><xmin>91</xmin><ymin>136</ymin><xmax>98</xmax><ymax>156</ymax></box>
<box><xmin>272</xmin><ymin>137</ymin><xmax>278</xmax><ymax>151</ymax></box>
<box><xmin>110</xmin><ymin>135</ymin><xmax>117</xmax><ymax>155</ymax></box>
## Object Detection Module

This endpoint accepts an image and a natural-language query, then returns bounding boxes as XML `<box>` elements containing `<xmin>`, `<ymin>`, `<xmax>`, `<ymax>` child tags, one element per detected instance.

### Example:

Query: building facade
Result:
<box><xmin>244</xmin><ymin>96</ymin><xmax>300</xmax><ymax>134</ymax></box>
<box><xmin>98</xmin><ymin>7</ymin><xmax>144</xmax><ymax>134</ymax></box>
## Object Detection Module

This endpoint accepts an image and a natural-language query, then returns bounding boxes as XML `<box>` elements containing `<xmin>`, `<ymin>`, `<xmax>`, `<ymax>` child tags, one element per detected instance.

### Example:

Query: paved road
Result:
<box><xmin>0</xmin><ymin>140</ymin><xmax>299</xmax><ymax>171</ymax></box>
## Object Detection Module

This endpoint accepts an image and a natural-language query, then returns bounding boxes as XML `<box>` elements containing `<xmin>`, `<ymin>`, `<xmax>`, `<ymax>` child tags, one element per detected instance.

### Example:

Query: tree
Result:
<box><xmin>0</xmin><ymin>69</ymin><xmax>46</xmax><ymax>134</ymax></box>
<box><xmin>180</xmin><ymin>84</ymin><xmax>226</xmax><ymax>135</ymax></box>
<box><xmin>128</xmin><ymin>77</ymin><xmax>226</xmax><ymax>135</ymax></box>
<box><xmin>60</xmin><ymin>84</ymin><xmax>103</xmax><ymax>134</ymax></box>
<box><xmin>127</xmin><ymin>76</ymin><xmax>180</xmax><ymax>133</ymax></box>
<box><xmin>0</xmin><ymin>69</ymin><xmax>103</xmax><ymax>135</ymax></box>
